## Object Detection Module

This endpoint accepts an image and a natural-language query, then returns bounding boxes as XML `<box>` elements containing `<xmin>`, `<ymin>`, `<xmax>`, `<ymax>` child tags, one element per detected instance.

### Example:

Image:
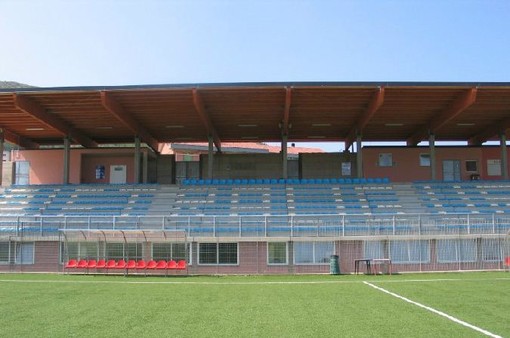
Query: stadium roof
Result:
<box><xmin>1</xmin><ymin>81</ymin><xmax>510</xmax><ymax>152</ymax></box>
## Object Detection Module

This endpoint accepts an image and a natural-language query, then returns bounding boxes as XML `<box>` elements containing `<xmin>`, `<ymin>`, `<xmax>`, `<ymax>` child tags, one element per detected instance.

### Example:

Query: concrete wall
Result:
<box><xmin>156</xmin><ymin>155</ymin><xmax>175</xmax><ymax>184</ymax></box>
<box><xmin>2</xmin><ymin>161</ymin><xmax>13</xmax><ymax>186</ymax></box>
<box><xmin>201</xmin><ymin>153</ymin><xmax>282</xmax><ymax>179</ymax></box>
<box><xmin>300</xmin><ymin>152</ymin><xmax>357</xmax><ymax>178</ymax></box>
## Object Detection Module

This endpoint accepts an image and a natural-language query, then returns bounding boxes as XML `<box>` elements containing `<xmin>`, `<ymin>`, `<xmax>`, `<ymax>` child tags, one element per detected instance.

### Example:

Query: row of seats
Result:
<box><xmin>0</xmin><ymin>185</ymin><xmax>156</xmax><ymax>217</ymax></box>
<box><xmin>182</xmin><ymin>177</ymin><xmax>390</xmax><ymax>185</ymax></box>
<box><xmin>65</xmin><ymin>259</ymin><xmax>187</xmax><ymax>270</ymax></box>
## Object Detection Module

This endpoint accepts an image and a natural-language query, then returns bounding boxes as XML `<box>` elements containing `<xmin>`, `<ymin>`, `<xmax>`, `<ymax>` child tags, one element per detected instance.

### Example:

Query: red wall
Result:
<box><xmin>13</xmin><ymin>148</ymin><xmax>149</xmax><ymax>184</ymax></box>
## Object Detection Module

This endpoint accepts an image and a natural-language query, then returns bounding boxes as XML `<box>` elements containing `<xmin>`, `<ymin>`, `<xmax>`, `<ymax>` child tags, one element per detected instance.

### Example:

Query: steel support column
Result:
<box><xmin>134</xmin><ymin>137</ymin><xmax>141</xmax><ymax>184</ymax></box>
<box><xmin>208</xmin><ymin>136</ymin><xmax>214</xmax><ymax>179</ymax></box>
<box><xmin>282</xmin><ymin>134</ymin><xmax>288</xmax><ymax>179</ymax></box>
<box><xmin>501</xmin><ymin>133</ymin><xmax>508</xmax><ymax>179</ymax></box>
<box><xmin>356</xmin><ymin>134</ymin><xmax>363</xmax><ymax>178</ymax></box>
<box><xmin>429</xmin><ymin>133</ymin><xmax>436</xmax><ymax>181</ymax></box>
<box><xmin>63</xmin><ymin>137</ymin><xmax>70</xmax><ymax>184</ymax></box>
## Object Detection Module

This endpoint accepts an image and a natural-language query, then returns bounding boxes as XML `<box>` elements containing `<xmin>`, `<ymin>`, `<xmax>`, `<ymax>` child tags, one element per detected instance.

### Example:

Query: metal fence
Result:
<box><xmin>1</xmin><ymin>213</ymin><xmax>509</xmax><ymax>238</ymax></box>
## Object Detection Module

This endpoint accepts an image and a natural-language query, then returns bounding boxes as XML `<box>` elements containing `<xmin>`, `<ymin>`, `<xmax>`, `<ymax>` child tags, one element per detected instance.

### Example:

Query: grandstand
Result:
<box><xmin>1</xmin><ymin>82</ymin><xmax>510</xmax><ymax>274</ymax></box>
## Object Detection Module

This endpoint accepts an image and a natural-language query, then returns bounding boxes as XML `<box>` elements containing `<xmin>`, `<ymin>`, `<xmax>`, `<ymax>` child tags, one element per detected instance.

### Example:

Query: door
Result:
<box><xmin>109</xmin><ymin>165</ymin><xmax>127</xmax><ymax>184</ymax></box>
<box><xmin>14</xmin><ymin>161</ymin><xmax>30</xmax><ymax>185</ymax></box>
<box><xmin>442</xmin><ymin>160</ymin><xmax>461</xmax><ymax>181</ymax></box>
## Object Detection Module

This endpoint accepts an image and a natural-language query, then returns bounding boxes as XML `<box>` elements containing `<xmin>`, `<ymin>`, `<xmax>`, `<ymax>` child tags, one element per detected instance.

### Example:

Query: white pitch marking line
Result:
<box><xmin>363</xmin><ymin>281</ymin><xmax>502</xmax><ymax>338</ymax></box>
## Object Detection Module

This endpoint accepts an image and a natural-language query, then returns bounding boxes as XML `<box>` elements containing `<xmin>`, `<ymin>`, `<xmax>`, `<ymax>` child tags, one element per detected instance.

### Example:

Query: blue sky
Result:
<box><xmin>1</xmin><ymin>0</ymin><xmax>509</xmax><ymax>151</ymax></box>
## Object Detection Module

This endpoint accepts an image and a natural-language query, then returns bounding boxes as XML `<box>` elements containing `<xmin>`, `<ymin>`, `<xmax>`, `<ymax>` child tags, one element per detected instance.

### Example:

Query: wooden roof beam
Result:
<box><xmin>407</xmin><ymin>88</ymin><xmax>477</xmax><ymax>146</ymax></box>
<box><xmin>13</xmin><ymin>94</ymin><xmax>97</xmax><ymax>148</ymax></box>
<box><xmin>192</xmin><ymin>88</ymin><xmax>222</xmax><ymax>152</ymax></box>
<box><xmin>0</xmin><ymin>127</ymin><xmax>39</xmax><ymax>149</ymax></box>
<box><xmin>281</xmin><ymin>87</ymin><xmax>292</xmax><ymax>136</ymax></box>
<box><xmin>100</xmin><ymin>91</ymin><xmax>159</xmax><ymax>152</ymax></box>
<box><xmin>468</xmin><ymin>115</ymin><xmax>510</xmax><ymax>145</ymax></box>
<box><xmin>344</xmin><ymin>87</ymin><xmax>385</xmax><ymax>150</ymax></box>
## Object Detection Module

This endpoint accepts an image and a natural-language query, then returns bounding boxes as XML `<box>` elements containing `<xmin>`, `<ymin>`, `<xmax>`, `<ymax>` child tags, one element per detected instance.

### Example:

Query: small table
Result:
<box><xmin>354</xmin><ymin>259</ymin><xmax>372</xmax><ymax>274</ymax></box>
<box><xmin>372</xmin><ymin>258</ymin><xmax>392</xmax><ymax>275</ymax></box>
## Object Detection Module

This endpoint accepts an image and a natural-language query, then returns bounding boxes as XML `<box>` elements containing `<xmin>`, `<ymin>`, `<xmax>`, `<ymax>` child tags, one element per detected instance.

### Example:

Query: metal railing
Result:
<box><xmin>1</xmin><ymin>213</ymin><xmax>509</xmax><ymax>238</ymax></box>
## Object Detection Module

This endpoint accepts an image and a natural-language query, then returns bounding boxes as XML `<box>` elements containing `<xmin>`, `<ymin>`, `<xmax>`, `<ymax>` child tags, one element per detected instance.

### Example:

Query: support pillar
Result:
<box><xmin>0</xmin><ymin>130</ymin><xmax>4</xmax><ymax>187</ymax></box>
<box><xmin>501</xmin><ymin>133</ymin><xmax>508</xmax><ymax>180</ymax></box>
<box><xmin>143</xmin><ymin>151</ymin><xmax>148</xmax><ymax>184</ymax></box>
<box><xmin>429</xmin><ymin>133</ymin><xmax>436</xmax><ymax>181</ymax></box>
<box><xmin>208</xmin><ymin>136</ymin><xmax>214</xmax><ymax>179</ymax></box>
<box><xmin>356</xmin><ymin>134</ymin><xmax>363</xmax><ymax>178</ymax></box>
<box><xmin>134</xmin><ymin>137</ymin><xmax>141</xmax><ymax>184</ymax></box>
<box><xmin>282</xmin><ymin>134</ymin><xmax>288</xmax><ymax>179</ymax></box>
<box><xmin>63</xmin><ymin>137</ymin><xmax>70</xmax><ymax>184</ymax></box>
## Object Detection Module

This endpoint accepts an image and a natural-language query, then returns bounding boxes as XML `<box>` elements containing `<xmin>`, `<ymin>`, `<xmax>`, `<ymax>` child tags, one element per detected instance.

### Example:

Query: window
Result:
<box><xmin>419</xmin><ymin>154</ymin><xmax>430</xmax><ymax>167</ymax></box>
<box><xmin>389</xmin><ymin>240</ymin><xmax>430</xmax><ymax>264</ymax></box>
<box><xmin>267</xmin><ymin>242</ymin><xmax>288</xmax><ymax>265</ymax></box>
<box><xmin>465</xmin><ymin>160</ymin><xmax>478</xmax><ymax>172</ymax></box>
<box><xmin>437</xmin><ymin>239</ymin><xmax>477</xmax><ymax>263</ymax></box>
<box><xmin>294</xmin><ymin>242</ymin><xmax>334</xmax><ymax>265</ymax></box>
<box><xmin>198</xmin><ymin>243</ymin><xmax>238</xmax><ymax>265</ymax></box>
<box><xmin>15</xmin><ymin>243</ymin><xmax>34</xmax><ymax>265</ymax></box>
<box><xmin>183</xmin><ymin>154</ymin><xmax>194</xmax><ymax>162</ymax></box>
<box><xmin>0</xmin><ymin>242</ymin><xmax>11</xmax><ymax>264</ymax></box>
<box><xmin>152</xmin><ymin>243</ymin><xmax>188</xmax><ymax>261</ymax></box>
<box><xmin>487</xmin><ymin>159</ymin><xmax>501</xmax><ymax>176</ymax></box>
<box><xmin>378</xmin><ymin>153</ymin><xmax>393</xmax><ymax>167</ymax></box>
<box><xmin>364</xmin><ymin>241</ymin><xmax>386</xmax><ymax>259</ymax></box>
<box><xmin>481</xmin><ymin>239</ymin><xmax>502</xmax><ymax>262</ymax></box>
<box><xmin>105</xmin><ymin>243</ymin><xmax>143</xmax><ymax>260</ymax></box>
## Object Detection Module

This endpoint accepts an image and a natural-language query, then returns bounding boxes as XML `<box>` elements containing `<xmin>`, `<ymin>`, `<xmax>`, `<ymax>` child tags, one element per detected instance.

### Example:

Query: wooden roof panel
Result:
<box><xmin>1</xmin><ymin>83</ymin><xmax>510</xmax><ymax>149</ymax></box>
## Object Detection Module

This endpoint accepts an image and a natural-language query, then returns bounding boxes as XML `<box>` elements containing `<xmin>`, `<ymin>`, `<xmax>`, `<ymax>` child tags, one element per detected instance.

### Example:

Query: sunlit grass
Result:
<box><xmin>0</xmin><ymin>272</ymin><xmax>508</xmax><ymax>337</ymax></box>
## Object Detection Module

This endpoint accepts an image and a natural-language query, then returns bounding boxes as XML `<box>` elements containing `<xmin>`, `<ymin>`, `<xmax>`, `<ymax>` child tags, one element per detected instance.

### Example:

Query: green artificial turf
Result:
<box><xmin>0</xmin><ymin>272</ymin><xmax>508</xmax><ymax>337</ymax></box>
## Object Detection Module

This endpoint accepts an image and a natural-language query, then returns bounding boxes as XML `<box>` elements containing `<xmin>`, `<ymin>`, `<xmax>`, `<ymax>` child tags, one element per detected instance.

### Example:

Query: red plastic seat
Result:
<box><xmin>505</xmin><ymin>256</ymin><xmax>510</xmax><ymax>270</ymax></box>
<box><xmin>176</xmin><ymin>260</ymin><xmax>187</xmax><ymax>270</ymax></box>
<box><xmin>77</xmin><ymin>259</ymin><xmax>88</xmax><ymax>269</ymax></box>
<box><xmin>155</xmin><ymin>260</ymin><xmax>167</xmax><ymax>270</ymax></box>
<box><xmin>105</xmin><ymin>259</ymin><xmax>117</xmax><ymax>269</ymax></box>
<box><xmin>114</xmin><ymin>259</ymin><xmax>127</xmax><ymax>269</ymax></box>
<box><xmin>167</xmin><ymin>260</ymin><xmax>177</xmax><ymax>269</ymax></box>
<box><xmin>146</xmin><ymin>260</ymin><xmax>157</xmax><ymax>269</ymax></box>
<box><xmin>126</xmin><ymin>260</ymin><xmax>136</xmax><ymax>269</ymax></box>
<box><xmin>96</xmin><ymin>259</ymin><xmax>106</xmax><ymax>269</ymax></box>
<box><xmin>65</xmin><ymin>259</ymin><xmax>78</xmax><ymax>269</ymax></box>
<box><xmin>87</xmin><ymin>259</ymin><xmax>97</xmax><ymax>269</ymax></box>
<box><xmin>136</xmin><ymin>260</ymin><xmax>147</xmax><ymax>270</ymax></box>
